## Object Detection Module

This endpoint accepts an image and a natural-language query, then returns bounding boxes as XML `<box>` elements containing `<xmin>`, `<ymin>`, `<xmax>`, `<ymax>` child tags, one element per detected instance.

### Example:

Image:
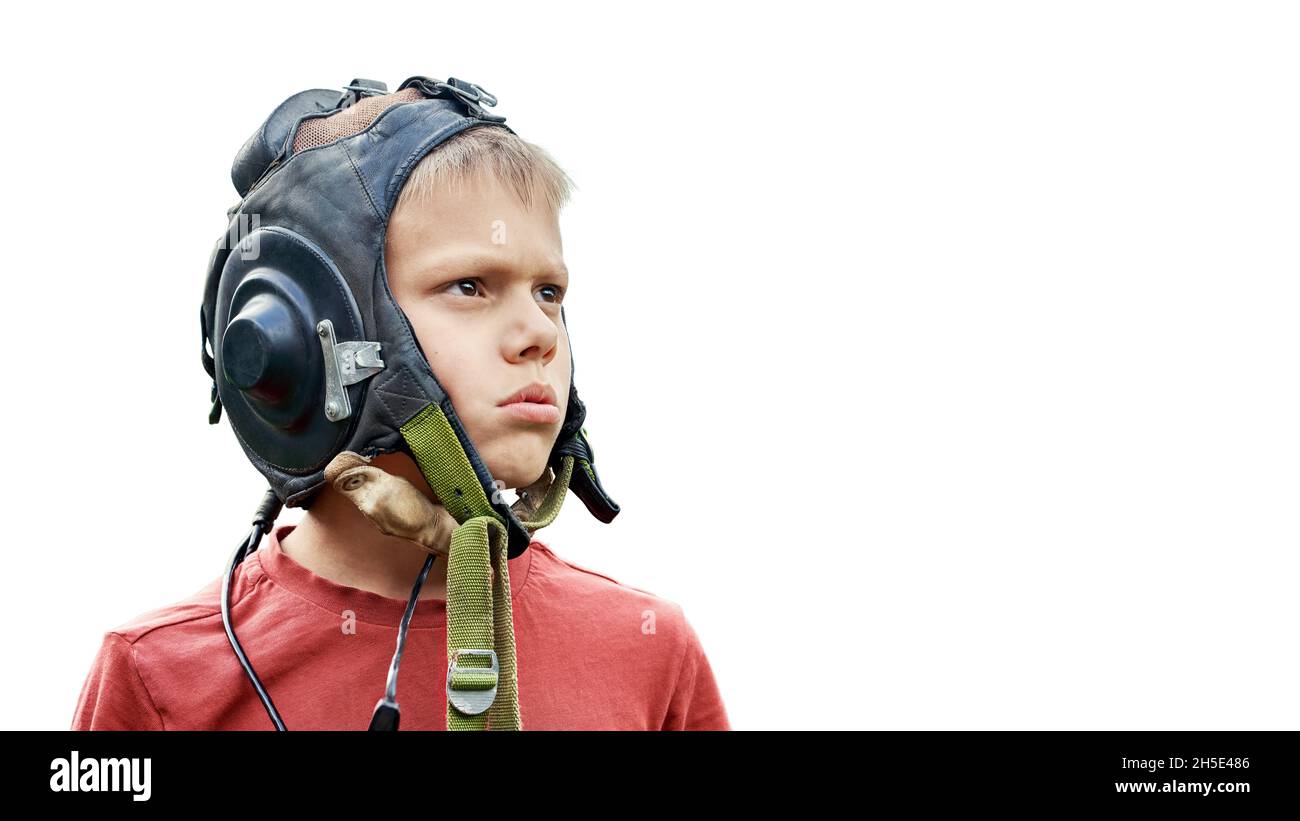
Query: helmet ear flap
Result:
<box><xmin>551</xmin><ymin>303</ymin><xmax>620</xmax><ymax>523</ymax></box>
<box><xmin>553</xmin><ymin>425</ymin><xmax>620</xmax><ymax>524</ymax></box>
<box><xmin>231</xmin><ymin>88</ymin><xmax>342</xmax><ymax>197</ymax></box>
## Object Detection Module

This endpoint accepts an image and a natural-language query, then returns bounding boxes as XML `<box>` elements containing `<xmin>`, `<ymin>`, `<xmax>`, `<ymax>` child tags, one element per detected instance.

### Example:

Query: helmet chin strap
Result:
<box><xmin>439</xmin><ymin>455</ymin><xmax>574</xmax><ymax>732</ymax></box>
<box><xmin>511</xmin><ymin>458</ymin><xmax>575</xmax><ymax>533</ymax></box>
<box><xmin>332</xmin><ymin>402</ymin><xmax>575</xmax><ymax>730</ymax></box>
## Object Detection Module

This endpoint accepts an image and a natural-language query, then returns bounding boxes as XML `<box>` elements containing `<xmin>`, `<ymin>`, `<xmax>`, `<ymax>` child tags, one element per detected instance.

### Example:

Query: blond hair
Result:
<box><xmin>392</xmin><ymin>124</ymin><xmax>575</xmax><ymax>217</ymax></box>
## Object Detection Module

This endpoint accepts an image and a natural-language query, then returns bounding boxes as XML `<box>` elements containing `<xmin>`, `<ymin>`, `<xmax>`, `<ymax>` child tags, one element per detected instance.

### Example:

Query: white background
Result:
<box><xmin>1</xmin><ymin>1</ymin><xmax>1297</xmax><ymax>730</ymax></box>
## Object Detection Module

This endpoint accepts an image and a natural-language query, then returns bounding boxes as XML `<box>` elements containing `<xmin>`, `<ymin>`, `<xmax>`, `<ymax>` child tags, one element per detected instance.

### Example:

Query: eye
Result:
<box><xmin>537</xmin><ymin>284</ymin><xmax>565</xmax><ymax>304</ymax></box>
<box><xmin>443</xmin><ymin>278</ymin><xmax>481</xmax><ymax>297</ymax></box>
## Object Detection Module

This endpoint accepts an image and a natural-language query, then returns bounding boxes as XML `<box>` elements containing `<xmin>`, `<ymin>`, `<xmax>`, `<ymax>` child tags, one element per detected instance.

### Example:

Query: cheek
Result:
<box><xmin>409</xmin><ymin>313</ymin><xmax>477</xmax><ymax>404</ymax></box>
<box><xmin>553</xmin><ymin>328</ymin><xmax>573</xmax><ymax>407</ymax></box>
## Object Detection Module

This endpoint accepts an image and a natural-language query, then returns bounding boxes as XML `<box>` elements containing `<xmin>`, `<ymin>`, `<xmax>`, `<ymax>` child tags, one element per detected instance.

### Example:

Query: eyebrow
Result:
<box><xmin>428</xmin><ymin>252</ymin><xmax>568</xmax><ymax>281</ymax></box>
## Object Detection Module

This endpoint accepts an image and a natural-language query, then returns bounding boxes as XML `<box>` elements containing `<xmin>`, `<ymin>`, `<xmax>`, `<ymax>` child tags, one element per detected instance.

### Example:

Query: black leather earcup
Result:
<box><xmin>215</xmin><ymin>227</ymin><xmax>365</xmax><ymax>473</ymax></box>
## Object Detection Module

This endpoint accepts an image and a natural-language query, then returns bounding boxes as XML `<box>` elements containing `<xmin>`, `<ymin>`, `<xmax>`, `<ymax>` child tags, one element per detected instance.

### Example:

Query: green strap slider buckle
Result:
<box><xmin>447</xmin><ymin>648</ymin><xmax>499</xmax><ymax>715</ymax></box>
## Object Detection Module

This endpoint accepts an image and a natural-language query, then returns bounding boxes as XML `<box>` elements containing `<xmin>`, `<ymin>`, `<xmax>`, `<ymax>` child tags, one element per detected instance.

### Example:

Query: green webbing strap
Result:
<box><xmin>516</xmin><ymin>454</ymin><xmax>575</xmax><ymax>532</ymax></box>
<box><xmin>399</xmin><ymin>403</ymin><xmax>578</xmax><ymax>730</ymax></box>
<box><xmin>444</xmin><ymin>515</ymin><xmax>517</xmax><ymax>730</ymax></box>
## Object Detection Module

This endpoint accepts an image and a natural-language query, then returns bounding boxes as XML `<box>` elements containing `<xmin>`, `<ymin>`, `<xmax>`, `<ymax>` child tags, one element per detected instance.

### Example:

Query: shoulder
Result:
<box><xmin>521</xmin><ymin>540</ymin><xmax>730</xmax><ymax>730</ymax></box>
<box><xmin>523</xmin><ymin>538</ymin><xmax>662</xmax><ymax>600</ymax></box>
<box><xmin>518</xmin><ymin>539</ymin><xmax>712</xmax><ymax>691</ymax></box>
<box><xmin>72</xmin><ymin>628</ymin><xmax>163</xmax><ymax>730</ymax></box>
<box><xmin>105</xmin><ymin>550</ymin><xmax>268</xmax><ymax>646</ymax></box>
<box><xmin>515</xmin><ymin>540</ymin><xmax>730</xmax><ymax>728</ymax></box>
<box><xmin>107</xmin><ymin>581</ymin><xmax>223</xmax><ymax>644</ymax></box>
<box><xmin>522</xmin><ymin>539</ymin><xmax>693</xmax><ymax>636</ymax></box>
<box><xmin>73</xmin><ymin>565</ymin><xmax>267</xmax><ymax>730</ymax></box>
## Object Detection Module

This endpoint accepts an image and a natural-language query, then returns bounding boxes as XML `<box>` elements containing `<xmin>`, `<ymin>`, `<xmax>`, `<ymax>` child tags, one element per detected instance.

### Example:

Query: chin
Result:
<box><xmin>481</xmin><ymin>444</ymin><xmax>553</xmax><ymax>491</ymax></box>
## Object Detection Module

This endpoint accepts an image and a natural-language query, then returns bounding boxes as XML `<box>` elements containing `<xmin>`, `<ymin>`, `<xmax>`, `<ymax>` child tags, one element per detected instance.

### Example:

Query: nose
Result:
<box><xmin>501</xmin><ymin>287</ymin><xmax>560</xmax><ymax>366</ymax></box>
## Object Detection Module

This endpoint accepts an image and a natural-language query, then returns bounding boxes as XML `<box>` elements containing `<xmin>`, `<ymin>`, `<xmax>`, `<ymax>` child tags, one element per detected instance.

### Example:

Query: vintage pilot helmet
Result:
<box><xmin>199</xmin><ymin>75</ymin><xmax>619</xmax><ymax>730</ymax></box>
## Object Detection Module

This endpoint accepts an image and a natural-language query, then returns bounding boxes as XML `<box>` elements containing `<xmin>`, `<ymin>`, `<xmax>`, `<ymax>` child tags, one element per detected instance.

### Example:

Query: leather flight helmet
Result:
<box><xmin>199</xmin><ymin>76</ymin><xmax>620</xmax><ymax>559</ymax></box>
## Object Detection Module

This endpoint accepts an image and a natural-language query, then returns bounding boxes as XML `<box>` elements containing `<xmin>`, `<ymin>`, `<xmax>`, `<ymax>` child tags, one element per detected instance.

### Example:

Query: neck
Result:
<box><xmin>279</xmin><ymin>451</ymin><xmax>452</xmax><ymax>602</ymax></box>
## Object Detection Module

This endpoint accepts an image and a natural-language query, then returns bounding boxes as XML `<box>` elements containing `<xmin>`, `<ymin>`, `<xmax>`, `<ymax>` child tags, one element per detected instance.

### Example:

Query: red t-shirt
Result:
<box><xmin>71</xmin><ymin>523</ymin><xmax>730</xmax><ymax>731</ymax></box>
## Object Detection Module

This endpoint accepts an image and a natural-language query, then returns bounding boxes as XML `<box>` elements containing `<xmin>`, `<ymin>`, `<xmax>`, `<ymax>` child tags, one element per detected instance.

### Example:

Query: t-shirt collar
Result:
<box><xmin>254</xmin><ymin>522</ymin><xmax>535</xmax><ymax>629</ymax></box>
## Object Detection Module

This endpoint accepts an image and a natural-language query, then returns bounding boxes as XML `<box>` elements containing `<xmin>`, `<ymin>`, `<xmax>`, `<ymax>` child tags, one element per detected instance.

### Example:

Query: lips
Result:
<box><xmin>498</xmin><ymin>381</ymin><xmax>561</xmax><ymax>424</ymax></box>
<box><xmin>498</xmin><ymin>382</ymin><xmax>558</xmax><ymax>408</ymax></box>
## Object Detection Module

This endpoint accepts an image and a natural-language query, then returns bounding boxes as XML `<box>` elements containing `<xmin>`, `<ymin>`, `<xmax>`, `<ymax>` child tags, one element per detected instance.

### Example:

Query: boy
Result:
<box><xmin>71</xmin><ymin>76</ymin><xmax>730</xmax><ymax>731</ymax></box>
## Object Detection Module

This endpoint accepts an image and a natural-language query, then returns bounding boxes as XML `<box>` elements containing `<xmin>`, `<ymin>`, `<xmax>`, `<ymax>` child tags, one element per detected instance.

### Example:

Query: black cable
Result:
<box><xmin>369</xmin><ymin>551</ymin><xmax>437</xmax><ymax>731</ymax></box>
<box><xmin>222</xmin><ymin>487</ymin><xmax>438</xmax><ymax>731</ymax></box>
<box><xmin>221</xmin><ymin>489</ymin><xmax>286</xmax><ymax>730</ymax></box>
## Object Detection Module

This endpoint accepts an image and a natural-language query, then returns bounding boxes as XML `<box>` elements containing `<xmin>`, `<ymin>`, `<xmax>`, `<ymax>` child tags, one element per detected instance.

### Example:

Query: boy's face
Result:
<box><xmin>384</xmin><ymin>171</ymin><xmax>571</xmax><ymax>491</ymax></box>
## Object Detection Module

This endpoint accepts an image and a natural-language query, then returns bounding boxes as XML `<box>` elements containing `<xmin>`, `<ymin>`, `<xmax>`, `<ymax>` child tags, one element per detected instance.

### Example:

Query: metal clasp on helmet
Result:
<box><xmin>316</xmin><ymin>319</ymin><xmax>385</xmax><ymax>422</ymax></box>
<box><xmin>399</xmin><ymin>75</ymin><xmax>504</xmax><ymax>122</ymax></box>
<box><xmin>433</xmin><ymin>78</ymin><xmax>498</xmax><ymax>108</ymax></box>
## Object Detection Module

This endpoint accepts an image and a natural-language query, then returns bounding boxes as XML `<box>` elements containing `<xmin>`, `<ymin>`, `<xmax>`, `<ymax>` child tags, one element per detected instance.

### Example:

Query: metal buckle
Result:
<box><xmin>316</xmin><ymin>319</ymin><xmax>385</xmax><ymax>423</ymax></box>
<box><xmin>398</xmin><ymin>76</ymin><xmax>505</xmax><ymax>122</ymax></box>
<box><xmin>446</xmin><ymin>648</ymin><xmax>499</xmax><ymax>715</ymax></box>
<box><xmin>434</xmin><ymin>79</ymin><xmax>498</xmax><ymax>108</ymax></box>
<box><xmin>338</xmin><ymin>78</ymin><xmax>389</xmax><ymax>110</ymax></box>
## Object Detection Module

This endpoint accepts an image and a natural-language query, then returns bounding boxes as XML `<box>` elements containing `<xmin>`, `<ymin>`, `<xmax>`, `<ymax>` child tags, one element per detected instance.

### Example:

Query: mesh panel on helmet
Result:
<box><xmin>291</xmin><ymin>88</ymin><xmax>425</xmax><ymax>154</ymax></box>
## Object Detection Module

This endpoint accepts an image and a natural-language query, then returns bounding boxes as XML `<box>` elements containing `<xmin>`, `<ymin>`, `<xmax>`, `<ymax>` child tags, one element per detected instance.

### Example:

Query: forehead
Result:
<box><xmin>385</xmin><ymin>180</ymin><xmax>566</xmax><ymax>284</ymax></box>
<box><xmin>388</xmin><ymin>170</ymin><xmax>562</xmax><ymax>249</ymax></box>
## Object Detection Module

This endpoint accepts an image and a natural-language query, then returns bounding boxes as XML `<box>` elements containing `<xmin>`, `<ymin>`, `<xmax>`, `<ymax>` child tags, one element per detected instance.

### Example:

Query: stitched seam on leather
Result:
<box><xmin>340</xmin><ymin>142</ymin><xmax>381</xmax><ymax>221</ymax></box>
<box><xmin>372</xmin><ymin>386</ymin><xmax>419</xmax><ymax>428</ymax></box>
<box><xmin>385</xmin><ymin>117</ymin><xmax>481</xmax><ymax>211</ymax></box>
<box><xmin>373</xmin><ymin>255</ymin><xmax>431</xmax><ymax>411</ymax></box>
